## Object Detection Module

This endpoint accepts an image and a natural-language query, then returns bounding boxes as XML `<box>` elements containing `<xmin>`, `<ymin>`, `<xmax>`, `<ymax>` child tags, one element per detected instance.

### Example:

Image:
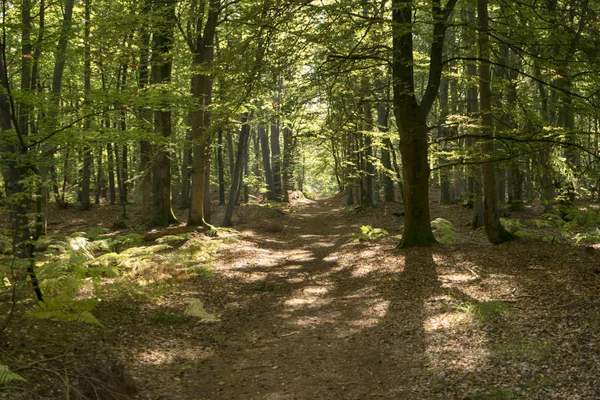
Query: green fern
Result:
<box><xmin>0</xmin><ymin>364</ymin><xmax>26</xmax><ymax>385</ymax></box>
<box><xmin>27</xmin><ymin>298</ymin><xmax>103</xmax><ymax>326</ymax></box>
<box><xmin>350</xmin><ymin>225</ymin><xmax>389</xmax><ymax>242</ymax></box>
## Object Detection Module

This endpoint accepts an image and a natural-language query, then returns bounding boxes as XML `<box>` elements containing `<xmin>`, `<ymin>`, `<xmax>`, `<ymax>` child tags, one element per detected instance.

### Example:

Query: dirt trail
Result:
<box><xmin>122</xmin><ymin>198</ymin><xmax>600</xmax><ymax>400</ymax></box>
<box><xmin>129</xmin><ymin>199</ymin><xmax>433</xmax><ymax>399</ymax></box>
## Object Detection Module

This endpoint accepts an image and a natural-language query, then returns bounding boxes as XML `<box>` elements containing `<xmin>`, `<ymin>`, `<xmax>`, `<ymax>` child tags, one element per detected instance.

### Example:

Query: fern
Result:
<box><xmin>0</xmin><ymin>364</ymin><xmax>26</xmax><ymax>385</ymax></box>
<box><xmin>184</xmin><ymin>299</ymin><xmax>220</xmax><ymax>323</ymax></box>
<box><xmin>27</xmin><ymin>298</ymin><xmax>103</xmax><ymax>326</ymax></box>
<box><xmin>350</xmin><ymin>225</ymin><xmax>389</xmax><ymax>242</ymax></box>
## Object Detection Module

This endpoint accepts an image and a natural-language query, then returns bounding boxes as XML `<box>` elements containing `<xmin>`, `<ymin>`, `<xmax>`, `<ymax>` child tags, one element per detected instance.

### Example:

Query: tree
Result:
<box><xmin>391</xmin><ymin>0</ymin><xmax>457</xmax><ymax>247</ymax></box>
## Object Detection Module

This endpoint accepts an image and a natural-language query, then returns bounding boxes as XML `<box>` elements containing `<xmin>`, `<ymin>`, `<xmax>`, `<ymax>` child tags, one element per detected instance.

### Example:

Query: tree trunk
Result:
<box><xmin>224</xmin><ymin>112</ymin><xmax>252</xmax><ymax>226</ymax></box>
<box><xmin>259</xmin><ymin>121</ymin><xmax>275</xmax><ymax>200</ymax></box>
<box><xmin>107</xmin><ymin>143</ymin><xmax>117</xmax><ymax>205</ymax></box>
<box><xmin>187</xmin><ymin>0</ymin><xmax>219</xmax><ymax>226</ymax></box>
<box><xmin>138</xmin><ymin>0</ymin><xmax>153</xmax><ymax>217</ymax></box>
<box><xmin>217</xmin><ymin>129</ymin><xmax>225</xmax><ymax>205</ymax></box>
<box><xmin>478</xmin><ymin>0</ymin><xmax>513</xmax><ymax>244</ymax></box>
<box><xmin>282</xmin><ymin>125</ymin><xmax>293</xmax><ymax>203</ymax></box>
<box><xmin>150</xmin><ymin>0</ymin><xmax>178</xmax><ymax>227</ymax></box>
<box><xmin>391</xmin><ymin>0</ymin><xmax>455</xmax><ymax>247</ymax></box>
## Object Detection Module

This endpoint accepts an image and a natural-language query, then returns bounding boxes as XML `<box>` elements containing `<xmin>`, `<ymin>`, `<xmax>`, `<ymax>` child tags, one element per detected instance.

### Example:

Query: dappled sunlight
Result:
<box><xmin>424</xmin><ymin>311</ymin><xmax>474</xmax><ymax>331</ymax></box>
<box><xmin>136</xmin><ymin>345</ymin><xmax>215</xmax><ymax>366</ymax></box>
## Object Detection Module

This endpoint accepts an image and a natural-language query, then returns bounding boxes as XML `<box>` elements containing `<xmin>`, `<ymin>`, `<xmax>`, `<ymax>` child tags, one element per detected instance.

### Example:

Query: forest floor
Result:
<box><xmin>2</xmin><ymin>193</ymin><xmax>600</xmax><ymax>399</ymax></box>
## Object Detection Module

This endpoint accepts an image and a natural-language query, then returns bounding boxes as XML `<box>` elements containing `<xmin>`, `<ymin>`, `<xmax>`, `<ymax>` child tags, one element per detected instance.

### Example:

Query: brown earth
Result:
<box><xmin>2</xmin><ymin>196</ymin><xmax>600</xmax><ymax>399</ymax></box>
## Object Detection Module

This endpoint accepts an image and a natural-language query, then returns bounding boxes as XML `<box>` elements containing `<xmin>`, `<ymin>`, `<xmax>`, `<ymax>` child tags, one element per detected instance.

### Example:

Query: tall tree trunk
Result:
<box><xmin>107</xmin><ymin>143</ymin><xmax>117</xmax><ymax>205</ymax></box>
<box><xmin>391</xmin><ymin>0</ymin><xmax>456</xmax><ymax>247</ymax></box>
<box><xmin>282</xmin><ymin>125</ymin><xmax>293</xmax><ymax>203</ymax></box>
<box><xmin>150</xmin><ymin>0</ymin><xmax>178</xmax><ymax>227</ymax></box>
<box><xmin>96</xmin><ymin>145</ymin><xmax>103</xmax><ymax>204</ymax></box>
<box><xmin>217</xmin><ymin>128</ymin><xmax>225</xmax><ymax>205</ymax></box>
<box><xmin>376</xmin><ymin>85</ymin><xmax>395</xmax><ymax>202</ymax></box>
<box><xmin>259</xmin><ymin>121</ymin><xmax>275</xmax><ymax>200</ymax></box>
<box><xmin>80</xmin><ymin>0</ymin><xmax>92</xmax><ymax>211</ymax></box>
<box><xmin>138</xmin><ymin>0</ymin><xmax>153</xmax><ymax>217</ymax></box>
<box><xmin>224</xmin><ymin>112</ymin><xmax>252</xmax><ymax>226</ymax></box>
<box><xmin>363</xmin><ymin>102</ymin><xmax>375</xmax><ymax>206</ymax></box>
<box><xmin>438</xmin><ymin>76</ymin><xmax>453</xmax><ymax>205</ymax></box>
<box><xmin>478</xmin><ymin>0</ymin><xmax>513</xmax><ymax>244</ymax></box>
<box><xmin>187</xmin><ymin>0</ymin><xmax>219</xmax><ymax>227</ymax></box>
<box><xmin>0</xmin><ymin>41</ymin><xmax>43</xmax><ymax>302</ymax></box>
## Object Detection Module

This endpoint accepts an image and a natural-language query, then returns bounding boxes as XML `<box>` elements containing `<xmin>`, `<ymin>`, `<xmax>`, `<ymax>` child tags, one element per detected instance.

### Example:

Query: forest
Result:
<box><xmin>1</xmin><ymin>0</ymin><xmax>600</xmax><ymax>398</ymax></box>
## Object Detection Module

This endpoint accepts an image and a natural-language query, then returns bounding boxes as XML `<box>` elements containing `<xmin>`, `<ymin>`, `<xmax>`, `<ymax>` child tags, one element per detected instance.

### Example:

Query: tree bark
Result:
<box><xmin>224</xmin><ymin>112</ymin><xmax>252</xmax><ymax>226</ymax></box>
<box><xmin>187</xmin><ymin>0</ymin><xmax>219</xmax><ymax>227</ymax></box>
<box><xmin>478</xmin><ymin>0</ymin><xmax>513</xmax><ymax>244</ymax></box>
<box><xmin>391</xmin><ymin>0</ymin><xmax>456</xmax><ymax>247</ymax></box>
<box><xmin>259</xmin><ymin>121</ymin><xmax>275</xmax><ymax>200</ymax></box>
<box><xmin>150</xmin><ymin>0</ymin><xmax>178</xmax><ymax>227</ymax></box>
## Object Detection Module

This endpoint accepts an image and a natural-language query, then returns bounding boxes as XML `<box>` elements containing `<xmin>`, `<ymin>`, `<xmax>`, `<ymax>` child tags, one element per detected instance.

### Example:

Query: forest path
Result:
<box><xmin>124</xmin><ymin>197</ymin><xmax>600</xmax><ymax>400</ymax></box>
<box><xmin>133</xmin><ymin>198</ymin><xmax>433</xmax><ymax>400</ymax></box>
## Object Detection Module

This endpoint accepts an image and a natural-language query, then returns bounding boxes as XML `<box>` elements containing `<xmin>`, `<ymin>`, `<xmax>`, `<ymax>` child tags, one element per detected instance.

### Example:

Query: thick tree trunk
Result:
<box><xmin>150</xmin><ymin>0</ymin><xmax>178</xmax><ymax>227</ymax></box>
<box><xmin>398</xmin><ymin>125</ymin><xmax>437</xmax><ymax>246</ymax></box>
<box><xmin>391</xmin><ymin>0</ymin><xmax>455</xmax><ymax>246</ymax></box>
<box><xmin>0</xmin><ymin>43</ymin><xmax>43</xmax><ymax>302</ymax></box>
<box><xmin>187</xmin><ymin>0</ymin><xmax>219</xmax><ymax>226</ymax></box>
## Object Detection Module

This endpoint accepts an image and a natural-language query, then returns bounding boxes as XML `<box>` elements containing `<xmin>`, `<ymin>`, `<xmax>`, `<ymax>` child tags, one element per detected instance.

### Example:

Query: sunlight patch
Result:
<box><xmin>424</xmin><ymin>312</ymin><xmax>473</xmax><ymax>331</ymax></box>
<box><xmin>439</xmin><ymin>273</ymin><xmax>477</xmax><ymax>283</ymax></box>
<box><xmin>303</xmin><ymin>286</ymin><xmax>330</xmax><ymax>296</ymax></box>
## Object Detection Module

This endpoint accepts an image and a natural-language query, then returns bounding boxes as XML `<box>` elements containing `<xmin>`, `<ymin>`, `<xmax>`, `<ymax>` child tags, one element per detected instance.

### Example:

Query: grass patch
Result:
<box><xmin>457</xmin><ymin>301</ymin><xmax>510</xmax><ymax>323</ymax></box>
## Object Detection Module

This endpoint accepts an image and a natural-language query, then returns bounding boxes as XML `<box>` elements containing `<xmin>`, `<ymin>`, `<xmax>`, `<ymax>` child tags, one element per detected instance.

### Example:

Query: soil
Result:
<box><xmin>2</xmin><ymin>195</ymin><xmax>600</xmax><ymax>399</ymax></box>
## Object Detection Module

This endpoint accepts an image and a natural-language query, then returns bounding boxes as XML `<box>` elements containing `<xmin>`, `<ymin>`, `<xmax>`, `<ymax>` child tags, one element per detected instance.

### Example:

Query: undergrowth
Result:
<box><xmin>0</xmin><ymin>229</ymin><xmax>229</xmax><ymax>330</ymax></box>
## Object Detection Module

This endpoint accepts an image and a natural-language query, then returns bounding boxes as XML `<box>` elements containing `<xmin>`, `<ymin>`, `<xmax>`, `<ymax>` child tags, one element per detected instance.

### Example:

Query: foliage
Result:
<box><xmin>0</xmin><ymin>365</ymin><xmax>26</xmax><ymax>385</ymax></box>
<box><xmin>350</xmin><ymin>225</ymin><xmax>389</xmax><ymax>242</ymax></box>
<box><xmin>27</xmin><ymin>298</ymin><xmax>103</xmax><ymax>326</ymax></box>
<box><xmin>430</xmin><ymin>218</ymin><xmax>455</xmax><ymax>244</ymax></box>
<box><xmin>184</xmin><ymin>299</ymin><xmax>220</xmax><ymax>323</ymax></box>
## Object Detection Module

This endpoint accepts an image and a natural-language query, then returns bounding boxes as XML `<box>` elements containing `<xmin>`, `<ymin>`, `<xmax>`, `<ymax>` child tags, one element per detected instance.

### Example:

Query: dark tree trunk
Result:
<box><xmin>391</xmin><ymin>0</ymin><xmax>456</xmax><ymax>247</ymax></box>
<box><xmin>282</xmin><ymin>125</ymin><xmax>293</xmax><ymax>203</ymax></box>
<box><xmin>259</xmin><ymin>121</ymin><xmax>275</xmax><ymax>200</ymax></box>
<box><xmin>478</xmin><ymin>0</ymin><xmax>513</xmax><ymax>244</ymax></box>
<box><xmin>150</xmin><ymin>0</ymin><xmax>178</xmax><ymax>227</ymax></box>
<box><xmin>217</xmin><ymin>129</ymin><xmax>225</xmax><ymax>205</ymax></box>
<box><xmin>96</xmin><ymin>146</ymin><xmax>103</xmax><ymax>204</ymax></box>
<box><xmin>138</xmin><ymin>0</ymin><xmax>153</xmax><ymax>217</ymax></box>
<box><xmin>187</xmin><ymin>0</ymin><xmax>219</xmax><ymax>227</ymax></box>
<box><xmin>224</xmin><ymin>112</ymin><xmax>252</xmax><ymax>226</ymax></box>
<box><xmin>107</xmin><ymin>143</ymin><xmax>117</xmax><ymax>205</ymax></box>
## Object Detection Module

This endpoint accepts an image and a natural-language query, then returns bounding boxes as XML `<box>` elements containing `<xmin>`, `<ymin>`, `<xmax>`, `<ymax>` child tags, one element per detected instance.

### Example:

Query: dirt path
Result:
<box><xmin>116</xmin><ymin>198</ymin><xmax>600</xmax><ymax>400</ymax></box>
<box><xmin>125</xmin><ymin>199</ymin><xmax>434</xmax><ymax>399</ymax></box>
